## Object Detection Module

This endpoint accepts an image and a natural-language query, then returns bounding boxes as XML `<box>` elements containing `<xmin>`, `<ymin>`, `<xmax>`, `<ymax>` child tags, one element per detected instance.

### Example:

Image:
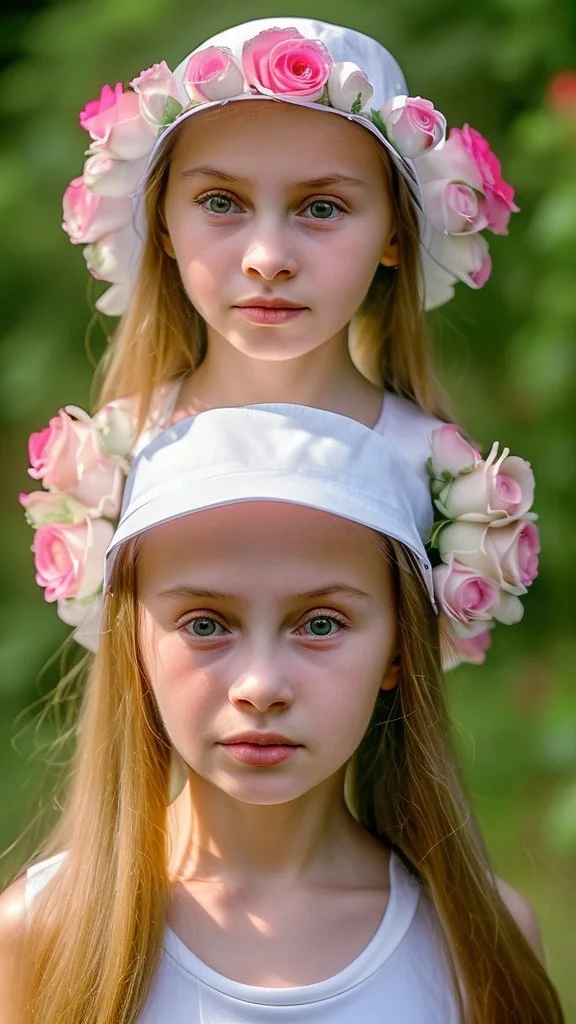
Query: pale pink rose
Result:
<box><xmin>422</xmin><ymin>179</ymin><xmax>488</xmax><ymax>235</ymax></box>
<box><xmin>19</xmin><ymin>490</ymin><xmax>88</xmax><ymax>528</ymax></box>
<box><xmin>454</xmin><ymin>627</ymin><xmax>492</xmax><ymax>664</ymax></box>
<box><xmin>27</xmin><ymin>409</ymin><xmax>124</xmax><ymax>516</ymax></box>
<box><xmin>62</xmin><ymin>178</ymin><xmax>132</xmax><ymax>245</ymax></box>
<box><xmin>450</xmin><ymin>125</ymin><xmax>519</xmax><ymax>235</ymax></box>
<box><xmin>439</xmin><ymin>613</ymin><xmax>492</xmax><ymax>668</ymax></box>
<box><xmin>419</xmin><ymin>247</ymin><xmax>457</xmax><ymax>309</ymax></box>
<box><xmin>94</xmin><ymin>283</ymin><xmax>131</xmax><ymax>316</ymax></box>
<box><xmin>327</xmin><ymin>62</ymin><xmax>373</xmax><ymax>112</ymax></box>
<box><xmin>415</xmin><ymin>135</ymin><xmax>484</xmax><ymax>192</ymax></box>
<box><xmin>439</xmin><ymin>519</ymin><xmax>540</xmax><ymax>594</ymax></box>
<box><xmin>428</xmin><ymin>231</ymin><xmax>492</xmax><ymax>289</ymax></box>
<box><xmin>130</xmin><ymin>61</ymin><xmax>182</xmax><ymax>127</ymax></box>
<box><xmin>242</xmin><ymin>28</ymin><xmax>332</xmax><ymax>101</ymax></box>
<box><xmin>83</xmin><ymin>225</ymin><xmax>136</xmax><ymax>285</ymax></box>
<box><xmin>379</xmin><ymin>96</ymin><xmax>446</xmax><ymax>158</ymax></box>
<box><xmin>433</xmin><ymin>556</ymin><xmax>501</xmax><ymax>624</ymax></box>
<box><xmin>183</xmin><ymin>47</ymin><xmax>245</xmax><ymax>103</ymax></box>
<box><xmin>32</xmin><ymin>518</ymin><xmax>113</xmax><ymax>603</ymax></box>
<box><xmin>430</xmin><ymin>424</ymin><xmax>481</xmax><ymax>478</ymax></box>
<box><xmin>438</xmin><ymin>447</ymin><xmax>535</xmax><ymax>524</ymax></box>
<box><xmin>79</xmin><ymin>82</ymin><xmax>155</xmax><ymax>161</ymax></box>
<box><xmin>57</xmin><ymin>595</ymin><xmax>103</xmax><ymax>652</ymax></box>
<box><xmin>83</xmin><ymin>152</ymin><xmax>149</xmax><ymax>198</ymax></box>
<box><xmin>93</xmin><ymin>402</ymin><xmax>136</xmax><ymax>458</ymax></box>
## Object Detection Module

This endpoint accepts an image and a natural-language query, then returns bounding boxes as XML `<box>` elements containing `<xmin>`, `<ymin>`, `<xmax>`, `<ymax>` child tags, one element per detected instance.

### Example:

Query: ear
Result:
<box><xmin>380</xmin><ymin>235</ymin><xmax>399</xmax><ymax>269</ymax></box>
<box><xmin>380</xmin><ymin>654</ymin><xmax>400</xmax><ymax>692</ymax></box>
<box><xmin>161</xmin><ymin>231</ymin><xmax>176</xmax><ymax>259</ymax></box>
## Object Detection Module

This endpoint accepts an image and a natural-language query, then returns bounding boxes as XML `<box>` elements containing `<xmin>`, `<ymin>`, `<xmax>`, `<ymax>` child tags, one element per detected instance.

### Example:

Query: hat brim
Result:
<box><xmin>106</xmin><ymin>470</ymin><xmax>434</xmax><ymax>604</ymax></box>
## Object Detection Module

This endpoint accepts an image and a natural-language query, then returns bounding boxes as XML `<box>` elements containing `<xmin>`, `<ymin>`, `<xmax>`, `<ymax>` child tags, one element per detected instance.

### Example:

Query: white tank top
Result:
<box><xmin>26</xmin><ymin>851</ymin><xmax>458</xmax><ymax>1023</ymax></box>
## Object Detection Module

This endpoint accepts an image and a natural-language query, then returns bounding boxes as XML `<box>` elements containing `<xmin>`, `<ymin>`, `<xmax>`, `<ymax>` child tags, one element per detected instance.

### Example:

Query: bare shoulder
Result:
<box><xmin>495</xmin><ymin>876</ymin><xmax>545</xmax><ymax>961</ymax></box>
<box><xmin>0</xmin><ymin>877</ymin><xmax>27</xmax><ymax>1021</ymax></box>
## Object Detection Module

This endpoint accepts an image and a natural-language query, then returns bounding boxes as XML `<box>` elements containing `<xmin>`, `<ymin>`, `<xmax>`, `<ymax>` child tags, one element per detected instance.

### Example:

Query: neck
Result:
<box><xmin>180</xmin><ymin>328</ymin><xmax>383</xmax><ymax>426</ymax></box>
<box><xmin>167</xmin><ymin>770</ymin><xmax>371</xmax><ymax>890</ymax></box>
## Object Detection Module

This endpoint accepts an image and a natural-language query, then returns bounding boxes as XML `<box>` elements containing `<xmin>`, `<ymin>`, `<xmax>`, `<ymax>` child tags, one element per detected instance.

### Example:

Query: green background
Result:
<box><xmin>1</xmin><ymin>0</ymin><xmax>575</xmax><ymax>1015</ymax></box>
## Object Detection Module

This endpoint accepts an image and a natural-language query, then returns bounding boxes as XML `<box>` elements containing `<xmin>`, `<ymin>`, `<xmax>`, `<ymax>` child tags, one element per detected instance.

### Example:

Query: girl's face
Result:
<box><xmin>137</xmin><ymin>502</ymin><xmax>398</xmax><ymax>807</ymax></box>
<box><xmin>163</xmin><ymin>102</ymin><xmax>396</xmax><ymax>363</ymax></box>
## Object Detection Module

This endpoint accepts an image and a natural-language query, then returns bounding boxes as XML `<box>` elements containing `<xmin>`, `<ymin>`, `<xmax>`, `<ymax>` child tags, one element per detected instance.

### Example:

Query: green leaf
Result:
<box><xmin>160</xmin><ymin>96</ymin><xmax>183</xmax><ymax>127</ymax></box>
<box><xmin>370</xmin><ymin>108</ymin><xmax>388</xmax><ymax>136</ymax></box>
<box><xmin>351</xmin><ymin>93</ymin><xmax>363</xmax><ymax>115</ymax></box>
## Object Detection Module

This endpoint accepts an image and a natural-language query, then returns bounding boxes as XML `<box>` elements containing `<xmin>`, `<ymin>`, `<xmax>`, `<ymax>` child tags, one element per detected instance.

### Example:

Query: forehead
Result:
<box><xmin>136</xmin><ymin>501</ymin><xmax>391</xmax><ymax>594</ymax></box>
<box><xmin>168</xmin><ymin>99</ymin><xmax>389</xmax><ymax>180</ymax></box>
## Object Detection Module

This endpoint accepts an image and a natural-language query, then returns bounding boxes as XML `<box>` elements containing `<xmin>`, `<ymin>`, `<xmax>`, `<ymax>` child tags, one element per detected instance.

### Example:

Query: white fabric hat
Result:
<box><xmin>105</xmin><ymin>403</ymin><xmax>435</xmax><ymax>602</ymax></box>
<box><xmin>145</xmin><ymin>17</ymin><xmax>421</xmax><ymax>205</ymax></box>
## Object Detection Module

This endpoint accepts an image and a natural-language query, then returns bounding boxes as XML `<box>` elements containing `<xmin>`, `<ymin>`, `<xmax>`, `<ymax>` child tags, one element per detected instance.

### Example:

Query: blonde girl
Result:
<box><xmin>23</xmin><ymin>16</ymin><xmax>524</xmax><ymax>658</ymax></box>
<box><xmin>60</xmin><ymin>15</ymin><xmax>517</xmax><ymax>438</ymax></box>
<box><xmin>1</xmin><ymin>403</ymin><xmax>564</xmax><ymax>1022</ymax></box>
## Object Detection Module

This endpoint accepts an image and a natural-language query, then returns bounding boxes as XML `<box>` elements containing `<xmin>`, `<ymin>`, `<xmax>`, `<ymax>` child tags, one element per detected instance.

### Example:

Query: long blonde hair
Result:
<box><xmin>95</xmin><ymin>118</ymin><xmax>451</xmax><ymax>430</ymax></box>
<box><xmin>21</xmin><ymin>538</ymin><xmax>563</xmax><ymax>1023</ymax></box>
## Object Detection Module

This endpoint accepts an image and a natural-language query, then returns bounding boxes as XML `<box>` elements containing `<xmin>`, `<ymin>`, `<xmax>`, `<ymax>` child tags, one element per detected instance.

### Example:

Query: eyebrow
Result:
<box><xmin>155</xmin><ymin>584</ymin><xmax>371</xmax><ymax>604</ymax></box>
<box><xmin>180</xmin><ymin>165</ymin><xmax>367</xmax><ymax>189</ymax></box>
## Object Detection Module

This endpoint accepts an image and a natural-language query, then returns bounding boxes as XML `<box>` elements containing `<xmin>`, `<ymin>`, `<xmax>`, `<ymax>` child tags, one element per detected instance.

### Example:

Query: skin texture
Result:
<box><xmin>137</xmin><ymin>501</ymin><xmax>399</xmax><ymax>984</ymax></box>
<box><xmin>163</xmin><ymin>101</ymin><xmax>396</xmax><ymax>418</ymax></box>
<box><xmin>138</xmin><ymin>502</ymin><xmax>398</xmax><ymax>812</ymax></box>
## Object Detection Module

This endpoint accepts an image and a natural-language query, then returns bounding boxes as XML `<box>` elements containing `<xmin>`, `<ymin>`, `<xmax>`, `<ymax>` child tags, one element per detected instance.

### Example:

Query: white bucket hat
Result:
<box><xmin>105</xmin><ymin>403</ymin><xmax>434</xmax><ymax>601</ymax></box>
<box><xmin>64</xmin><ymin>17</ymin><xmax>518</xmax><ymax>317</ymax></box>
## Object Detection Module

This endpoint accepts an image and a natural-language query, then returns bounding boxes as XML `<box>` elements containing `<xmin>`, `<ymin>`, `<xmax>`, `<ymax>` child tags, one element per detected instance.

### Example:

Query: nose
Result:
<box><xmin>241</xmin><ymin>221</ymin><xmax>298</xmax><ymax>282</ymax></box>
<box><xmin>228</xmin><ymin>659</ymin><xmax>294</xmax><ymax>714</ymax></box>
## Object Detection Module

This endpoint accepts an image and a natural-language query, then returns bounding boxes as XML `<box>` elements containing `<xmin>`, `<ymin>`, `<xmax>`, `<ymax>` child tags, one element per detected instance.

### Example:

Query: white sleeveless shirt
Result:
<box><xmin>26</xmin><ymin>851</ymin><xmax>458</xmax><ymax>1023</ymax></box>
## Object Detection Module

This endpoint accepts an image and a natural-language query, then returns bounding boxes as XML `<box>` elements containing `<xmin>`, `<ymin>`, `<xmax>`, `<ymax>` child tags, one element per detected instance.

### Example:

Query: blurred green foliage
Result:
<box><xmin>1</xmin><ymin>0</ymin><xmax>575</xmax><ymax>1015</ymax></box>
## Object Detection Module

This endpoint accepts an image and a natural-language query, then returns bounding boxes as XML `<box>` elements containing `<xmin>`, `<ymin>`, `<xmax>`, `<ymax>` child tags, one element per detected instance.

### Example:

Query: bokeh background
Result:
<box><xmin>1</xmin><ymin>0</ymin><xmax>575</xmax><ymax>1014</ymax></box>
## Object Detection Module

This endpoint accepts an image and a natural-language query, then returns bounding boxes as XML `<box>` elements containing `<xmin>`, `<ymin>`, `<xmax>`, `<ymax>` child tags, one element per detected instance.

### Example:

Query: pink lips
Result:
<box><xmin>220</xmin><ymin>732</ymin><xmax>300</xmax><ymax>767</ymax></box>
<box><xmin>233</xmin><ymin>298</ymin><xmax>307</xmax><ymax>325</ymax></box>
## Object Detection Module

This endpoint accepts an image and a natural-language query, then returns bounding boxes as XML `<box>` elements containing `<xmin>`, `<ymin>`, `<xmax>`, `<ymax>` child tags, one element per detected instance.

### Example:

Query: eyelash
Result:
<box><xmin>195</xmin><ymin>190</ymin><xmax>347</xmax><ymax>220</ymax></box>
<box><xmin>179</xmin><ymin>609</ymin><xmax>349</xmax><ymax>641</ymax></box>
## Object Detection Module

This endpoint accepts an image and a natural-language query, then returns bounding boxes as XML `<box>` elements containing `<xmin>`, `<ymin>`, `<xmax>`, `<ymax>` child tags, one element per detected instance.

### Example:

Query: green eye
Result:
<box><xmin>189</xmin><ymin>617</ymin><xmax>219</xmax><ymax>636</ymax></box>
<box><xmin>308</xmin><ymin>200</ymin><xmax>337</xmax><ymax>219</ymax></box>
<box><xmin>307</xmin><ymin>616</ymin><xmax>337</xmax><ymax>636</ymax></box>
<box><xmin>205</xmin><ymin>195</ymin><xmax>234</xmax><ymax>214</ymax></box>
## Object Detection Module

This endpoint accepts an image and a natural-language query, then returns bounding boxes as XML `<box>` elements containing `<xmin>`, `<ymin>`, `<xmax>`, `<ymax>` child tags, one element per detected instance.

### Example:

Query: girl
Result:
<box><xmin>1</xmin><ymin>403</ymin><xmax>564</xmax><ymax>1022</ymax></box>
<box><xmin>37</xmin><ymin>15</ymin><xmax>519</xmax><ymax>655</ymax></box>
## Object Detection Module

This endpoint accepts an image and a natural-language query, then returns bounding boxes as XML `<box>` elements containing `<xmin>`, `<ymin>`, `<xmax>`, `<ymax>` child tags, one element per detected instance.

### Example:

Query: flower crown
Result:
<box><xmin>20</xmin><ymin>405</ymin><xmax>539</xmax><ymax>670</ymax></box>
<box><xmin>63</xmin><ymin>26</ymin><xmax>518</xmax><ymax>316</ymax></box>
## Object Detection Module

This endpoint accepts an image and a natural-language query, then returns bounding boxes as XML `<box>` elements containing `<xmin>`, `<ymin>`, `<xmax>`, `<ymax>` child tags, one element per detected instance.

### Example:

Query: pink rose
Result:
<box><xmin>433</xmin><ymin>557</ymin><xmax>500</xmax><ymax>623</ymax></box>
<box><xmin>416</xmin><ymin>135</ymin><xmax>484</xmax><ymax>193</ymax></box>
<box><xmin>83</xmin><ymin>225</ymin><xmax>136</xmax><ymax>285</ymax></box>
<box><xmin>421</xmin><ymin>180</ymin><xmax>487</xmax><ymax>235</ymax></box>
<box><xmin>379</xmin><ymin>96</ymin><xmax>446</xmax><ymax>159</ymax></box>
<box><xmin>242</xmin><ymin>28</ymin><xmax>332</xmax><ymax>101</ymax></box>
<box><xmin>32</xmin><ymin>518</ymin><xmax>113</xmax><ymax>603</ymax></box>
<box><xmin>327</xmin><ymin>62</ymin><xmax>373</xmax><ymax>113</ymax></box>
<box><xmin>27</xmin><ymin>409</ymin><xmax>124</xmax><ymax>516</ymax></box>
<box><xmin>438</xmin><ymin>445</ymin><xmax>535</xmax><ymax>524</ymax></box>
<box><xmin>62</xmin><ymin>177</ymin><xmax>132</xmax><ymax>245</ymax></box>
<box><xmin>19</xmin><ymin>490</ymin><xmax>88</xmax><ymax>528</ymax></box>
<box><xmin>434</xmin><ymin>557</ymin><xmax>524</xmax><ymax>626</ymax></box>
<box><xmin>130</xmin><ymin>61</ymin><xmax>182</xmax><ymax>127</ymax></box>
<box><xmin>427</xmin><ymin>231</ymin><xmax>492</xmax><ymax>289</ymax></box>
<box><xmin>439</xmin><ymin>613</ymin><xmax>492</xmax><ymax>668</ymax></box>
<box><xmin>83</xmin><ymin>152</ymin><xmax>149</xmax><ymax>198</ymax></box>
<box><xmin>430</xmin><ymin>424</ymin><xmax>481</xmax><ymax>478</ymax></box>
<box><xmin>438</xmin><ymin>519</ymin><xmax>540</xmax><ymax>594</ymax></box>
<box><xmin>183</xmin><ymin>47</ymin><xmax>245</xmax><ymax>103</ymax></box>
<box><xmin>450</xmin><ymin>125</ymin><xmax>519</xmax><ymax>235</ymax></box>
<box><xmin>80</xmin><ymin>83</ymin><xmax>155</xmax><ymax>161</ymax></box>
